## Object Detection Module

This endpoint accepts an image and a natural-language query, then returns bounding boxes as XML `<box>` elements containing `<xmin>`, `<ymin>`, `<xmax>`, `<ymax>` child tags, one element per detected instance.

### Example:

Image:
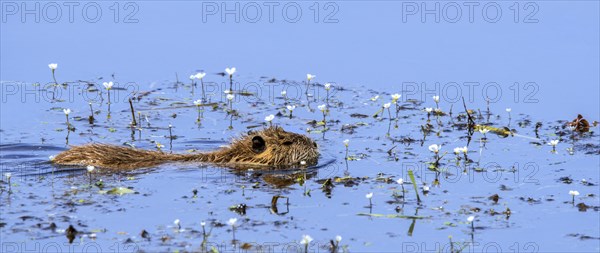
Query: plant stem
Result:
<box><xmin>129</xmin><ymin>98</ymin><xmax>137</xmax><ymax>127</ymax></box>
<box><xmin>201</xmin><ymin>79</ymin><xmax>206</xmax><ymax>101</ymax></box>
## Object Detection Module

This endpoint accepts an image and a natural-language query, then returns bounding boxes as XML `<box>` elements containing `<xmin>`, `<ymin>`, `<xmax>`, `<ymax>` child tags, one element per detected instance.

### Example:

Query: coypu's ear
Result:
<box><xmin>252</xmin><ymin>136</ymin><xmax>266</xmax><ymax>153</ymax></box>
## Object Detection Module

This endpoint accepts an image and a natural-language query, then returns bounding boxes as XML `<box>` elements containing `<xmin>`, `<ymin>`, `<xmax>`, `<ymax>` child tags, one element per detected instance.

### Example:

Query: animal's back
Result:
<box><xmin>52</xmin><ymin>144</ymin><xmax>171</xmax><ymax>169</ymax></box>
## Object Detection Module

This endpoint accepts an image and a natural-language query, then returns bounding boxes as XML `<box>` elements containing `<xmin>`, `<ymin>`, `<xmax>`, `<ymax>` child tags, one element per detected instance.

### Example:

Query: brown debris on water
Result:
<box><xmin>569</xmin><ymin>114</ymin><xmax>591</xmax><ymax>133</ymax></box>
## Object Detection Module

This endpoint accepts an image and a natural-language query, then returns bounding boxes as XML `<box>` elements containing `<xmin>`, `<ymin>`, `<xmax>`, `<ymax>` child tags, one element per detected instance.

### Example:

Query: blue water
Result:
<box><xmin>2</xmin><ymin>1</ymin><xmax>599</xmax><ymax>119</ymax></box>
<box><xmin>1</xmin><ymin>1</ymin><xmax>599</xmax><ymax>252</ymax></box>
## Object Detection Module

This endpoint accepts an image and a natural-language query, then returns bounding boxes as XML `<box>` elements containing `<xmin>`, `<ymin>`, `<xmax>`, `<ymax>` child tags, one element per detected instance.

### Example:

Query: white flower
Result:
<box><xmin>48</xmin><ymin>63</ymin><xmax>58</xmax><ymax>70</ymax></box>
<box><xmin>193</xmin><ymin>100</ymin><xmax>202</xmax><ymax>106</ymax></box>
<box><xmin>306</xmin><ymin>74</ymin><xmax>316</xmax><ymax>81</ymax></box>
<box><xmin>156</xmin><ymin>142</ymin><xmax>165</xmax><ymax>149</ymax></box>
<box><xmin>423</xmin><ymin>185</ymin><xmax>430</xmax><ymax>192</ymax></box>
<box><xmin>4</xmin><ymin>173</ymin><xmax>12</xmax><ymax>179</ymax></box>
<box><xmin>370</xmin><ymin>95</ymin><xmax>379</xmax><ymax>101</ymax></box>
<box><xmin>265</xmin><ymin>114</ymin><xmax>275</xmax><ymax>122</ymax></box>
<box><xmin>300</xmin><ymin>234</ymin><xmax>313</xmax><ymax>245</ymax></box>
<box><xmin>300</xmin><ymin>161</ymin><xmax>306</xmax><ymax>165</ymax></box>
<box><xmin>324</xmin><ymin>83</ymin><xmax>332</xmax><ymax>90</ymax></box>
<box><xmin>428</xmin><ymin>144</ymin><xmax>441</xmax><ymax>153</ymax></box>
<box><xmin>286</xmin><ymin>105</ymin><xmax>296</xmax><ymax>111</ymax></box>
<box><xmin>434</xmin><ymin>108</ymin><xmax>442</xmax><ymax>113</ymax></box>
<box><xmin>281</xmin><ymin>90</ymin><xmax>287</xmax><ymax>96</ymax></box>
<box><xmin>454</xmin><ymin>147</ymin><xmax>462</xmax><ymax>154</ymax></box>
<box><xmin>227</xmin><ymin>218</ymin><xmax>237</xmax><ymax>226</ymax></box>
<box><xmin>425</xmin><ymin>108</ymin><xmax>433</xmax><ymax>113</ymax></box>
<box><xmin>189</xmin><ymin>74</ymin><xmax>195</xmax><ymax>80</ymax></box>
<box><xmin>224</xmin><ymin>89</ymin><xmax>232</xmax><ymax>94</ymax></box>
<box><xmin>506</xmin><ymin>108</ymin><xmax>512</xmax><ymax>112</ymax></box>
<box><xmin>462</xmin><ymin>146</ymin><xmax>468</xmax><ymax>154</ymax></box>
<box><xmin>49</xmin><ymin>155</ymin><xmax>55</xmax><ymax>161</ymax></box>
<box><xmin>467</xmin><ymin>216</ymin><xmax>475</xmax><ymax>222</ymax></box>
<box><xmin>343</xmin><ymin>139</ymin><xmax>350</xmax><ymax>147</ymax></box>
<box><xmin>226</xmin><ymin>94</ymin><xmax>235</xmax><ymax>101</ymax></box>
<box><xmin>103</xmin><ymin>81</ymin><xmax>114</xmax><ymax>90</ymax></box>
<box><xmin>383</xmin><ymin>103</ymin><xmax>391</xmax><ymax>109</ymax></box>
<box><xmin>391</xmin><ymin>93</ymin><xmax>401</xmax><ymax>101</ymax></box>
<box><xmin>63</xmin><ymin>108</ymin><xmax>71</xmax><ymax>115</ymax></box>
<box><xmin>318</xmin><ymin>104</ymin><xmax>327</xmax><ymax>112</ymax></box>
<box><xmin>86</xmin><ymin>165</ymin><xmax>95</xmax><ymax>173</ymax></box>
<box><xmin>432</xmin><ymin>95</ymin><xmax>440</xmax><ymax>103</ymax></box>
<box><xmin>195</xmin><ymin>72</ymin><xmax>207</xmax><ymax>79</ymax></box>
<box><xmin>174</xmin><ymin>219</ymin><xmax>180</xmax><ymax>226</ymax></box>
<box><xmin>548</xmin><ymin>140</ymin><xmax>559</xmax><ymax>146</ymax></box>
<box><xmin>479</xmin><ymin>128</ymin><xmax>490</xmax><ymax>134</ymax></box>
<box><xmin>365</xmin><ymin>192</ymin><xmax>373</xmax><ymax>199</ymax></box>
<box><xmin>396</xmin><ymin>178</ymin><xmax>403</xmax><ymax>185</ymax></box>
<box><xmin>225</xmin><ymin>67</ymin><xmax>236</xmax><ymax>76</ymax></box>
<box><xmin>569</xmin><ymin>190</ymin><xmax>580</xmax><ymax>196</ymax></box>
<box><xmin>200</xmin><ymin>221</ymin><xmax>206</xmax><ymax>227</ymax></box>
<box><xmin>335</xmin><ymin>235</ymin><xmax>342</xmax><ymax>243</ymax></box>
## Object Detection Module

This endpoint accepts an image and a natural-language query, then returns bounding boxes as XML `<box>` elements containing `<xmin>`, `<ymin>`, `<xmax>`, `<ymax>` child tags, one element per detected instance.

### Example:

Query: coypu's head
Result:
<box><xmin>225</xmin><ymin>126</ymin><xmax>319</xmax><ymax>167</ymax></box>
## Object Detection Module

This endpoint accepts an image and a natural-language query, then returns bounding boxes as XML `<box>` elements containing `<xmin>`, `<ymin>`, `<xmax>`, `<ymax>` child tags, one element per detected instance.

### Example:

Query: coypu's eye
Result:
<box><xmin>282</xmin><ymin>141</ymin><xmax>293</xmax><ymax>146</ymax></box>
<box><xmin>251</xmin><ymin>136</ymin><xmax>266</xmax><ymax>153</ymax></box>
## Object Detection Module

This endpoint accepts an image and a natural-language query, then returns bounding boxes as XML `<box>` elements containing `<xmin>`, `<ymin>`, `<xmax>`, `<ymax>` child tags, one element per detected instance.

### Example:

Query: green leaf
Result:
<box><xmin>104</xmin><ymin>187</ymin><xmax>135</xmax><ymax>195</ymax></box>
<box><xmin>408</xmin><ymin>170</ymin><xmax>421</xmax><ymax>203</ymax></box>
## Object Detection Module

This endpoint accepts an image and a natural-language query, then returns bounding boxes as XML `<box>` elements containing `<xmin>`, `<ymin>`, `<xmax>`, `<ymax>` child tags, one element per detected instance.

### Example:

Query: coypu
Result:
<box><xmin>52</xmin><ymin>126</ymin><xmax>319</xmax><ymax>170</ymax></box>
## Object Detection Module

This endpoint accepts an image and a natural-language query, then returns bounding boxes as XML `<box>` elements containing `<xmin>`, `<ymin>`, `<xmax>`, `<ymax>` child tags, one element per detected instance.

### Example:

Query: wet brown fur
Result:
<box><xmin>52</xmin><ymin>126</ymin><xmax>319</xmax><ymax>170</ymax></box>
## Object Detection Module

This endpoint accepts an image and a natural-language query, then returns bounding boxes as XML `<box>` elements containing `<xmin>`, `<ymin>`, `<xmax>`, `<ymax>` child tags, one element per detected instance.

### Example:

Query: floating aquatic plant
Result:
<box><xmin>226</xmin><ymin>93</ymin><xmax>235</xmax><ymax>113</ymax></box>
<box><xmin>467</xmin><ymin>216</ymin><xmax>475</xmax><ymax>232</ymax></box>
<box><xmin>48</xmin><ymin>63</ymin><xmax>59</xmax><ymax>99</ymax></box>
<box><xmin>569</xmin><ymin>190</ymin><xmax>580</xmax><ymax>205</ymax></box>
<box><xmin>174</xmin><ymin>219</ymin><xmax>181</xmax><ymax>231</ymax></box>
<box><xmin>88</xmin><ymin>102</ymin><xmax>95</xmax><ymax>124</ymax></box>
<box><xmin>155</xmin><ymin>142</ymin><xmax>164</xmax><ymax>151</ymax></box>
<box><xmin>4</xmin><ymin>173</ymin><xmax>12</xmax><ymax>193</ymax></box>
<box><xmin>394</xmin><ymin>178</ymin><xmax>405</xmax><ymax>199</ymax></box>
<box><xmin>343</xmin><ymin>139</ymin><xmax>350</xmax><ymax>160</ymax></box>
<box><xmin>265</xmin><ymin>114</ymin><xmax>275</xmax><ymax>127</ymax></box>
<box><xmin>194</xmin><ymin>99</ymin><xmax>203</xmax><ymax>123</ymax></box>
<box><xmin>306</xmin><ymin>74</ymin><xmax>316</xmax><ymax>96</ymax></box>
<box><xmin>318</xmin><ymin>104</ymin><xmax>327</xmax><ymax>126</ymax></box>
<box><xmin>548</xmin><ymin>139</ymin><xmax>559</xmax><ymax>153</ymax></box>
<box><xmin>391</xmin><ymin>93</ymin><xmax>401</xmax><ymax>128</ymax></box>
<box><xmin>324</xmin><ymin>83</ymin><xmax>332</xmax><ymax>105</ymax></box>
<box><xmin>103</xmin><ymin>81</ymin><xmax>114</xmax><ymax>104</ymax></box>
<box><xmin>286</xmin><ymin>105</ymin><xmax>295</xmax><ymax>118</ymax></box>
<box><xmin>63</xmin><ymin>108</ymin><xmax>72</xmax><ymax>129</ymax></box>
<box><xmin>86</xmin><ymin>165</ymin><xmax>95</xmax><ymax>186</ymax></box>
<box><xmin>225</xmin><ymin>67</ymin><xmax>236</xmax><ymax>92</ymax></box>
<box><xmin>228</xmin><ymin>218</ymin><xmax>237</xmax><ymax>240</ymax></box>
<box><xmin>432</xmin><ymin>95</ymin><xmax>440</xmax><ymax>109</ymax></box>
<box><xmin>366</xmin><ymin>192</ymin><xmax>373</xmax><ymax>207</ymax></box>
<box><xmin>300</xmin><ymin>234</ymin><xmax>313</xmax><ymax>253</ymax></box>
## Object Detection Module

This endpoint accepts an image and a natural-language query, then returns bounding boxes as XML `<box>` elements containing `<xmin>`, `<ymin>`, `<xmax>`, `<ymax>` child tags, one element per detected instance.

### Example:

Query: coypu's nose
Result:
<box><xmin>313</xmin><ymin>141</ymin><xmax>318</xmax><ymax>148</ymax></box>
